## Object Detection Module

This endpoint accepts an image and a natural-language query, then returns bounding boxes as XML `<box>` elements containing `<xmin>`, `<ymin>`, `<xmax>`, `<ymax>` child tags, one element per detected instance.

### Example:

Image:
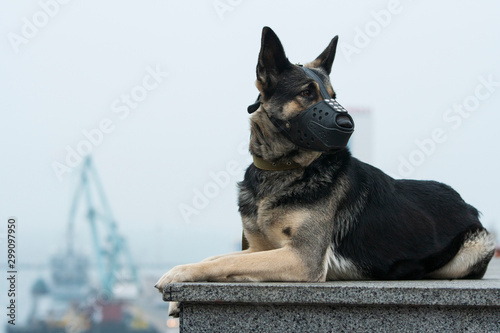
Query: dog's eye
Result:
<box><xmin>300</xmin><ymin>90</ymin><xmax>312</xmax><ymax>97</ymax></box>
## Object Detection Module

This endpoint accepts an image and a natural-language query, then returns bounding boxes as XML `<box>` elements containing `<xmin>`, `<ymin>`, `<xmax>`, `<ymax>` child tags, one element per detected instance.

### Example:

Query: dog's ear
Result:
<box><xmin>256</xmin><ymin>27</ymin><xmax>292</xmax><ymax>95</ymax></box>
<box><xmin>311</xmin><ymin>36</ymin><xmax>339</xmax><ymax>75</ymax></box>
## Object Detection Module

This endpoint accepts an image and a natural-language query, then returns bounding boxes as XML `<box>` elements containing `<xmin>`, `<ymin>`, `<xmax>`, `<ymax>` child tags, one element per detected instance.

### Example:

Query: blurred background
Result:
<box><xmin>1</xmin><ymin>0</ymin><xmax>500</xmax><ymax>332</ymax></box>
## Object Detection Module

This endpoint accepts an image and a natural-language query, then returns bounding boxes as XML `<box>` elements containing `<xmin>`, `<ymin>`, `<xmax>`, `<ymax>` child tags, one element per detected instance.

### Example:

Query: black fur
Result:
<box><xmin>238</xmin><ymin>27</ymin><xmax>495</xmax><ymax>281</ymax></box>
<box><xmin>239</xmin><ymin>149</ymin><xmax>491</xmax><ymax>279</ymax></box>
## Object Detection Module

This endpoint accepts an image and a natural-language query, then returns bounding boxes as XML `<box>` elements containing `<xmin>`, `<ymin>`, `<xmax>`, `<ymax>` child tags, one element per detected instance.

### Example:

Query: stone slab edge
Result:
<box><xmin>162</xmin><ymin>279</ymin><xmax>500</xmax><ymax>307</ymax></box>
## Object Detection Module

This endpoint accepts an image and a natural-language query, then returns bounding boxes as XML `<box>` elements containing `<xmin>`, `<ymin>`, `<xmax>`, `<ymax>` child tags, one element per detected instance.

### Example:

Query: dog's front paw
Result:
<box><xmin>168</xmin><ymin>302</ymin><xmax>180</xmax><ymax>318</ymax></box>
<box><xmin>154</xmin><ymin>264</ymin><xmax>199</xmax><ymax>292</ymax></box>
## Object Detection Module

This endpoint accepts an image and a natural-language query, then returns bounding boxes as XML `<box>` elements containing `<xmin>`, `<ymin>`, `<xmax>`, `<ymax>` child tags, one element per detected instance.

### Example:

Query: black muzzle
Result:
<box><xmin>247</xmin><ymin>67</ymin><xmax>354</xmax><ymax>153</ymax></box>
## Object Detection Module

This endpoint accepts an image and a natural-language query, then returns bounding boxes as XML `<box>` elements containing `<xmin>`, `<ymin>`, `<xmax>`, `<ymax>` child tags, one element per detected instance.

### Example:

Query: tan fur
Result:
<box><xmin>250</xmin><ymin>111</ymin><xmax>273</xmax><ymax>139</ymax></box>
<box><xmin>303</xmin><ymin>63</ymin><xmax>317</xmax><ymax>69</ymax></box>
<box><xmin>201</xmin><ymin>249</ymin><xmax>254</xmax><ymax>262</ymax></box>
<box><xmin>156</xmin><ymin>246</ymin><xmax>309</xmax><ymax>285</ymax></box>
<box><xmin>305</xmin><ymin>59</ymin><xmax>321</xmax><ymax>69</ymax></box>
<box><xmin>326</xmin><ymin>85</ymin><xmax>334</xmax><ymax>97</ymax></box>
<box><xmin>244</xmin><ymin>230</ymin><xmax>276</xmax><ymax>251</ymax></box>
<box><xmin>257</xmin><ymin>208</ymin><xmax>310</xmax><ymax>249</ymax></box>
<box><xmin>255</xmin><ymin>79</ymin><xmax>263</xmax><ymax>93</ymax></box>
<box><xmin>292</xmin><ymin>151</ymin><xmax>322</xmax><ymax>167</ymax></box>
<box><xmin>282</xmin><ymin>100</ymin><xmax>303</xmax><ymax>118</ymax></box>
<box><xmin>427</xmin><ymin>230</ymin><xmax>496</xmax><ymax>278</ymax></box>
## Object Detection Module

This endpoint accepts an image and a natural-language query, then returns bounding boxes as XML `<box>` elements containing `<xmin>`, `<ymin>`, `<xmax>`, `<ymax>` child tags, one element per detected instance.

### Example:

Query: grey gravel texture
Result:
<box><xmin>163</xmin><ymin>279</ymin><xmax>500</xmax><ymax>306</ymax></box>
<box><xmin>179</xmin><ymin>303</ymin><xmax>500</xmax><ymax>333</ymax></box>
<box><xmin>162</xmin><ymin>279</ymin><xmax>500</xmax><ymax>332</ymax></box>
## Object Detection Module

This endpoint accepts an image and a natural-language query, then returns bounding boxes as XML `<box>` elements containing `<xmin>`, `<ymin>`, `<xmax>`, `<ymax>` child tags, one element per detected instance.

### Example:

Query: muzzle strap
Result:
<box><xmin>301</xmin><ymin>67</ymin><xmax>331</xmax><ymax>99</ymax></box>
<box><xmin>247</xmin><ymin>94</ymin><xmax>261</xmax><ymax>114</ymax></box>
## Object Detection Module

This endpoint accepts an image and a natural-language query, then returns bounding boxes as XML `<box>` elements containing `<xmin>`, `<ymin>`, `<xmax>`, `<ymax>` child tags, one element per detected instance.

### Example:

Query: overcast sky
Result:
<box><xmin>1</xmin><ymin>0</ymin><xmax>499</xmax><ymax>269</ymax></box>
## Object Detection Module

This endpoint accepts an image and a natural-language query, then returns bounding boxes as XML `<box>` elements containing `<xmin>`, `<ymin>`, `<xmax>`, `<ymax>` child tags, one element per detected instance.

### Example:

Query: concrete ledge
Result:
<box><xmin>163</xmin><ymin>280</ymin><xmax>500</xmax><ymax>332</ymax></box>
<box><xmin>163</xmin><ymin>280</ymin><xmax>500</xmax><ymax>306</ymax></box>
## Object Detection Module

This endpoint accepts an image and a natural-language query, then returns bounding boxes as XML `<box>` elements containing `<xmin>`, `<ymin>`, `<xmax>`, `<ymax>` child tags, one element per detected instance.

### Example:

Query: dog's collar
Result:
<box><xmin>252</xmin><ymin>155</ymin><xmax>302</xmax><ymax>171</ymax></box>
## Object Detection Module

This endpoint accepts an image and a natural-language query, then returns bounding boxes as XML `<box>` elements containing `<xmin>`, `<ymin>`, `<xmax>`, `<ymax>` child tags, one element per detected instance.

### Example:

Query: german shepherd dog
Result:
<box><xmin>156</xmin><ymin>27</ymin><xmax>496</xmax><ymax>316</ymax></box>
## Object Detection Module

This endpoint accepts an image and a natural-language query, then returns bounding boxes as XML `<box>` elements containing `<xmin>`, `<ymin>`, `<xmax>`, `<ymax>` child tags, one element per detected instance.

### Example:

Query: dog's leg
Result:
<box><xmin>158</xmin><ymin>247</ymin><xmax>314</xmax><ymax>318</ymax></box>
<box><xmin>167</xmin><ymin>302</ymin><xmax>181</xmax><ymax>318</ymax></box>
<box><xmin>166</xmin><ymin>248</ymin><xmax>258</xmax><ymax>316</ymax></box>
<box><xmin>156</xmin><ymin>246</ymin><xmax>315</xmax><ymax>288</ymax></box>
<box><xmin>162</xmin><ymin>237</ymin><xmax>273</xmax><ymax>317</ymax></box>
<box><xmin>167</xmin><ymin>253</ymin><xmax>257</xmax><ymax>318</ymax></box>
<box><xmin>201</xmin><ymin>249</ymin><xmax>254</xmax><ymax>262</ymax></box>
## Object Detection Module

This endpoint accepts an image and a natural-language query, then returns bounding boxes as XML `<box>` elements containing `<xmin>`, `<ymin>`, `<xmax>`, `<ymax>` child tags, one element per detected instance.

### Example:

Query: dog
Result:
<box><xmin>155</xmin><ymin>27</ymin><xmax>496</xmax><ymax>317</ymax></box>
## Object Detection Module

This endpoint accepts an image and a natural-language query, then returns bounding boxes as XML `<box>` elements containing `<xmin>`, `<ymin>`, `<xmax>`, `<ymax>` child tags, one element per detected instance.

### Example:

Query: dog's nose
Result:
<box><xmin>336</xmin><ymin>115</ymin><xmax>354</xmax><ymax>129</ymax></box>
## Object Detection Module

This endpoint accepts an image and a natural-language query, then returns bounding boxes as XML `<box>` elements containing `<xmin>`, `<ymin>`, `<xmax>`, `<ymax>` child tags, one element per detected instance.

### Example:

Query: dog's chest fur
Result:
<box><xmin>238</xmin><ymin>154</ymin><xmax>353</xmax><ymax>247</ymax></box>
<box><xmin>237</xmin><ymin>154</ymin><xmax>369</xmax><ymax>280</ymax></box>
<box><xmin>238</xmin><ymin>167</ymin><xmax>307</xmax><ymax>248</ymax></box>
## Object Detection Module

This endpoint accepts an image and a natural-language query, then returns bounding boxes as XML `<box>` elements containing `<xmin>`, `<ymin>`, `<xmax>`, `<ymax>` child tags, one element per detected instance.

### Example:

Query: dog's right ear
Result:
<box><xmin>310</xmin><ymin>36</ymin><xmax>338</xmax><ymax>75</ymax></box>
<box><xmin>256</xmin><ymin>27</ymin><xmax>292</xmax><ymax>95</ymax></box>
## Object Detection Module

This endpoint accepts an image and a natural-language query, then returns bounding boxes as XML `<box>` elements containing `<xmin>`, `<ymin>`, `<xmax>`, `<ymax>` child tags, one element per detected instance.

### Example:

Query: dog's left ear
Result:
<box><xmin>256</xmin><ymin>27</ymin><xmax>293</xmax><ymax>95</ymax></box>
<box><xmin>311</xmin><ymin>36</ymin><xmax>339</xmax><ymax>75</ymax></box>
